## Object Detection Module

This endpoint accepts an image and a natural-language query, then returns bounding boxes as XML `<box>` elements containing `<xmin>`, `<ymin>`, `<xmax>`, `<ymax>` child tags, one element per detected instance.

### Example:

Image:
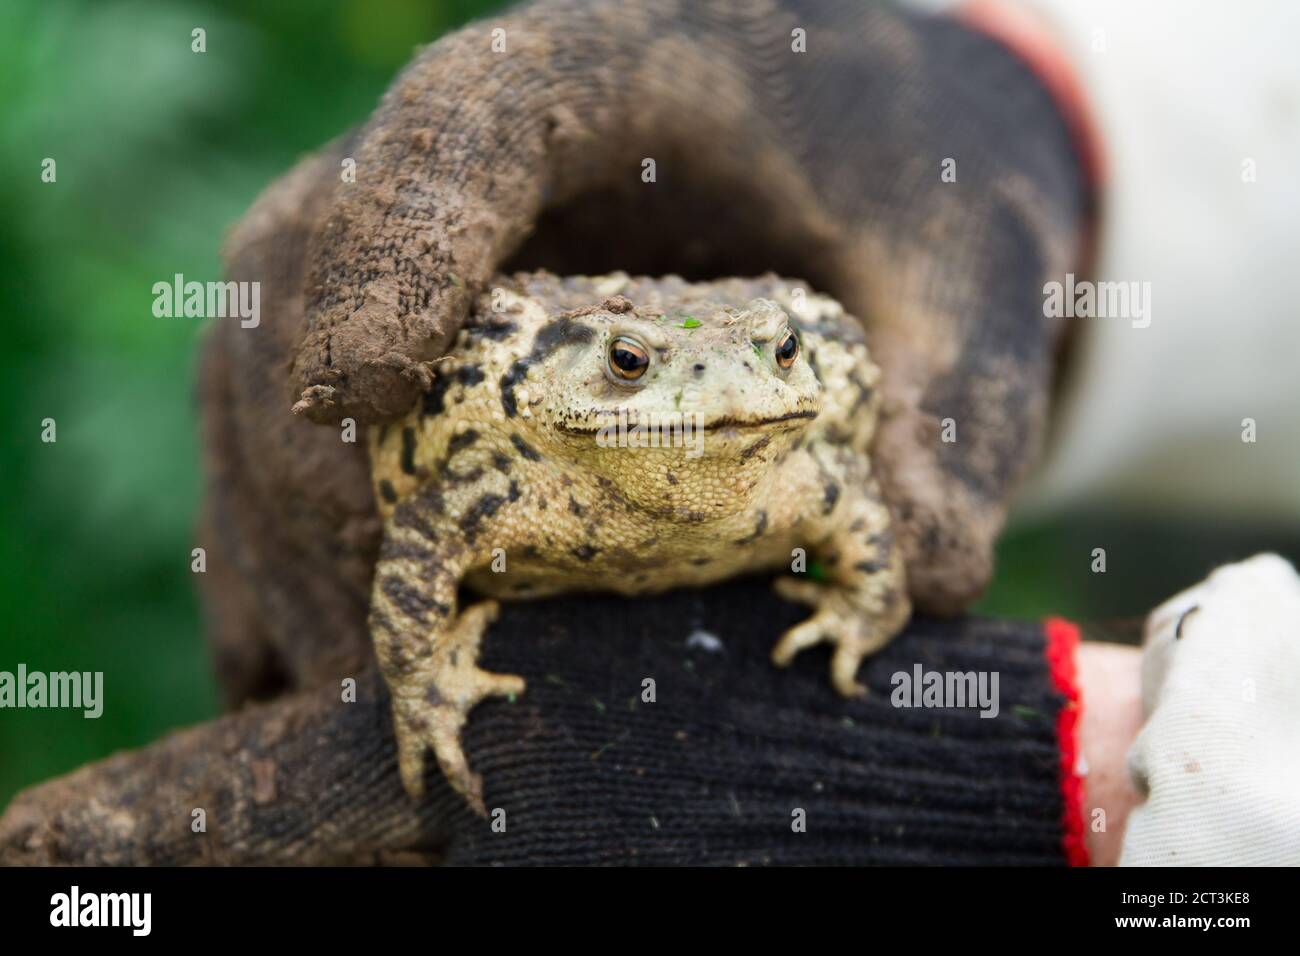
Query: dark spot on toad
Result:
<box><xmin>393</xmin><ymin>506</ymin><xmax>439</xmax><ymax>541</ymax></box>
<box><xmin>510</xmin><ymin>433</ymin><xmax>542</xmax><ymax>461</ymax></box>
<box><xmin>457</xmin><ymin>364</ymin><xmax>485</xmax><ymax>386</ymax></box>
<box><xmin>463</xmin><ymin>314</ymin><xmax>517</xmax><ymax>340</ymax></box>
<box><xmin>448</xmin><ymin>429</ymin><xmax>480</xmax><ymax>454</ymax></box>
<box><xmin>460</xmin><ymin>492</ymin><xmax>507</xmax><ymax>543</ymax></box>
<box><xmin>847</xmin><ymin>369</ymin><xmax>873</xmax><ymax>415</ymax></box>
<box><xmin>740</xmin><ymin>435</ymin><xmax>772</xmax><ymax>461</ymax></box>
<box><xmin>381</xmin><ymin>575</ymin><xmax>447</xmax><ymax>624</ymax></box>
<box><xmin>822</xmin><ymin>480</ymin><xmax>841</xmax><ymax>514</ymax></box>
<box><xmin>733</xmin><ymin>511</ymin><xmax>768</xmax><ymax>545</ymax></box>
<box><xmin>400</xmin><ymin>428</ymin><xmax>419</xmax><ymax>475</ymax></box>
<box><xmin>446</xmin><ymin>465</ymin><xmax>484</xmax><ymax>485</ymax></box>
<box><xmin>422</xmin><ymin>364</ymin><xmax>486</xmax><ymax>417</ymax></box>
<box><xmin>421</xmin><ymin>375</ymin><xmax>453</xmax><ymax>417</ymax></box>
<box><xmin>500</xmin><ymin>317</ymin><xmax>594</xmax><ymax>416</ymax></box>
<box><xmin>378</xmin><ymin>537</ymin><xmax>433</xmax><ymax>563</ymax></box>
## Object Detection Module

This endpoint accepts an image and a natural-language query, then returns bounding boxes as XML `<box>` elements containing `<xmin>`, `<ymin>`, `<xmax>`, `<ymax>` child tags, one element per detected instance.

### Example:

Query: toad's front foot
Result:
<box><xmin>389</xmin><ymin>600</ymin><xmax>525</xmax><ymax>817</ymax></box>
<box><xmin>770</xmin><ymin>577</ymin><xmax>908</xmax><ymax>697</ymax></box>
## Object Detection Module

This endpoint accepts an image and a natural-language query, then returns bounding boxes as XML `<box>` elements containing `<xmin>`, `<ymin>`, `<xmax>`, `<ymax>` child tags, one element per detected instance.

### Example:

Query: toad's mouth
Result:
<box><xmin>554</xmin><ymin>409</ymin><xmax>818</xmax><ymax>436</ymax></box>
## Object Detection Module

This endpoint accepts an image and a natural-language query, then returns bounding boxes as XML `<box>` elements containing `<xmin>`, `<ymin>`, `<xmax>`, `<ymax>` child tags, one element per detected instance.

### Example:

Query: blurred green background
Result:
<box><xmin>1</xmin><ymin>0</ymin><xmax>1296</xmax><ymax>810</ymax></box>
<box><xmin>0</xmin><ymin>0</ymin><xmax>508</xmax><ymax>808</ymax></box>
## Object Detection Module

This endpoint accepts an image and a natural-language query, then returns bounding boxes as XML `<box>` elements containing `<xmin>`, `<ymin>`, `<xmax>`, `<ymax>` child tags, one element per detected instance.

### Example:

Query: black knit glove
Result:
<box><xmin>434</xmin><ymin>578</ymin><xmax>1073</xmax><ymax>865</ymax></box>
<box><xmin>0</xmin><ymin>578</ymin><xmax>1075</xmax><ymax>866</ymax></box>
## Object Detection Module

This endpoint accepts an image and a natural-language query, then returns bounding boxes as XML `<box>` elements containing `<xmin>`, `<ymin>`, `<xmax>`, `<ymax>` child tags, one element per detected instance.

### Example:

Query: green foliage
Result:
<box><xmin>0</xmin><ymin>0</ymin><xmax>506</xmax><ymax>809</ymax></box>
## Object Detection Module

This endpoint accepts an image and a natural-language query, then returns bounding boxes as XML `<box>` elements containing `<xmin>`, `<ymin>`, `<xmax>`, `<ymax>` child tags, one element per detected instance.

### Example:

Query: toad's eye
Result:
<box><xmin>608</xmin><ymin>337</ymin><xmax>650</xmax><ymax>381</ymax></box>
<box><xmin>775</xmin><ymin>328</ymin><xmax>799</xmax><ymax>369</ymax></box>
